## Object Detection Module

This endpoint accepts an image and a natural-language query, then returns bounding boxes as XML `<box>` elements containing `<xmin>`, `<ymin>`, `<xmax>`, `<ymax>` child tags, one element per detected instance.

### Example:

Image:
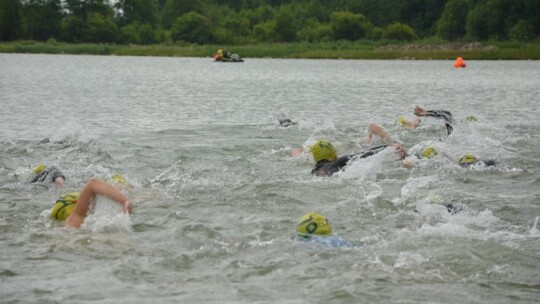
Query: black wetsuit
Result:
<box><xmin>311</xmin><ymin>145</ymin><xmax>388</xmax><ymax>176</ymax></box>
<box><xmin>460</xmin><ymin>159</ymin><xmax>498</xmax><ymax>168</ymax></box>
<box><xmin>31</xmin><ymin>166</ymin><xmax>65</xmax><ymax>183</ymax></box>
<box><xmin>425</xmin><ymin>110</ymin><xmax>454</xmax><ymax>135</ymax></box>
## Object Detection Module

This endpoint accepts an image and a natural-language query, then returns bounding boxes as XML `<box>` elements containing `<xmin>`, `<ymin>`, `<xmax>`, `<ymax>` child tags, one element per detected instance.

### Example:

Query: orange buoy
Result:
<box><xmin>454</xmin><ymin>57</ymin><xmax>466</xmax><ymax>68</ymax></box>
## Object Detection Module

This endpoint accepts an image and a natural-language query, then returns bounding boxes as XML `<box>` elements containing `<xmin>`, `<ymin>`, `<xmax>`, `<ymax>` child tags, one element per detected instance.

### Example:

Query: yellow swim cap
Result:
<box><xmin>50</xmin><ymin>192</ymin><xmax>79</xmax><ymax>221</ymax></box>
<box><xmin>396</xmin><ymin>116</ymin><xmax>408</xmax><ymax>126</ymax></box>
<box><xmin>111</xmin><ymin>174</ymin><xmax>128</xmax><ymax>185</ymax></box>
<box><xmin>465</xmin><ymin>115</ymin><xmax>477</xmax><ymax>122</ymax></box>
<box><xmin>421</xmin><ymin>147</ymin><xmax>438</xmax><ymax>159</ymax></box>
<box><xmin>32</xmin><ymin>164</ymin><xmax>46</xmax><ymax>174</ymax></box>
<box><xmin>310</xmin><ymin>140</ymin><xmax>337</xmax><ymax>162</ymax></box>
<box><xmin>458</xmin><ymin>154</ymin><xmax>477</xmax><ymax>165</ymax></box>
<box><xmin>297</xmin><ymin>212</ymin><xmax>333</xmax><ymax>238</ymax></box>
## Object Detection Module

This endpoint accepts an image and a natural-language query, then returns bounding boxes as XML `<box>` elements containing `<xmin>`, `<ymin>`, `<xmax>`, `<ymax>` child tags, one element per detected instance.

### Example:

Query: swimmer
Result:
<box><xmin>31</xmin><ymin>164</ymin><xmax>65</xmax><ymax>188</ymax></box>
<box><xmin>297</xmin><ymin>212</ymin><xmax>353</xmax><ymax>248</ymax></box>
<box><xmin>396</xmin><ymin>116</ymin><xmax>421</xmax><ymax>129</ymax></box>
<box><xmin>363</xmin><ymin>123</ymin><xmax>392</xmax><ymax>145</ymax></box>
<box><xmin>50</xmin><ymin>178</ymin><xmax>132</xmax><ymax>228</ymax></box>
<box><xmin>401</xmin><ymin>146</ymin><xmax>438</xmax><ymax>168</ymax></box>
<box><xmin>458</xmin><ymin>154</ymin><xmax>498</xmax><ymax>168</ymax></box>
<box><xmin>278</xmin><ymin>113</ymin><xmax>297</xmax><ymax>127</ymax></box>
<box><xmin>413</xmin><ymin>106</ymin><xmax>455</xmax><ymax>135</ymax></box>
<box><xmin>310</xmin><ymin>140</ymin><xmax>407</xmax><ymax>177</ymax></box>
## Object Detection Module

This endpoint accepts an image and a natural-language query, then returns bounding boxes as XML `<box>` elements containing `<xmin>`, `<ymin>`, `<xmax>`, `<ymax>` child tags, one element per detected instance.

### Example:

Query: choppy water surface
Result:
<box><xmin>1</xmin><ymin>54</ymin><xmax>539</xmax><ymax>303</ymax></box>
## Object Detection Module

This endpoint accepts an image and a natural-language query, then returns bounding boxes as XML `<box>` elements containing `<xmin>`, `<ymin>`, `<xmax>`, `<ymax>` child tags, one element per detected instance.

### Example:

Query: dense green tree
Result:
<box><xmin>0</xmin><ymin>0</ymin><xmax>21</xmax><ymax>41</ymax></box>
<box><xmin>274</xmin><ymin>7</ymin><xmax>296</xmax><ymax>41</ymax></box>
<box><xmin>304</xmin><ymin>0</ymin><xmax>327</xmax><ymax>22</ymax></box>
<box><xmin>163</xmin><ymin>0</ymin><xmax>200</xmax><ymax>28</ymax></box>
<box><xmin>436</xmin><ymin>0</ymin><xmax>470</xmax><ymax>41</ymax></box>
<box><xmin>20</xmin><ymin>0</ymin><xmax>62</xmax><ymax>41</ymax></box>
<box><xmin>138</xmin><ymin>23</ymin><xmax>158</xmax><ymax>44</ymax></box>
<box><xmin>397</xmin><ymin>0</ymin><xmax>446</xmax><ymax>36</ymax></box>
<box><xmin>4</xmin><ymin>0</ymin><xmax>540</xmax><ymax>44</ymax></box>
<box><xmin>297</xmin><ymin>18</ymin><xmax>332</xmax><ymax>42</ymax></box>
<box><xmin>60</xmin><ymin>15</ymin><xmax>86</xmax><ymax>42</ymax></box>
<box><xmin>347</xmin><ymin>0</ymin><xmax>397</xmax><ymax>28</ymax></box>
<box><xmin>249</xmin><ymin>4</ymin><xmax>275</xmax><ymax>25</ymax></box>
<box><xmin>465</xmin><ymin>4</ymin><xmax>490</xmax><ymax>40</ymax></box>
<box><xmin>384</xmin><ymin>22</ymin><xmax>418</xmax><ymax>41</ymax></box>
<box><xmin>115</xmin><ymin>0</ymin><xmax>157</xmax><ymax>27</ymax></box>
<box><xmin>214</xmin><ymin>12</ymin><xmax>250</xmax><ymax>44</ymax></box>
<box><xmin>64</xmin><ymin>0</ymin><xmax>114</xmax><ymax>20</ymax></box>
<box><xmin>171</xmin><ymin>11</ymin><xmax>212</xmax><ymax>43</ymax></box>
<box><xmin>330</xmin><ymin>11</ymin><xmax>370</xmax><ymax>41</ymax></box>
<box><xmin>119</xmin><ymin>23</ymin><xmax>140</xmax><ymax>44</ymax></box>
<box><xmin>509</xmin><ymin>19</ymin><xmax>535</xmax><ymax>41</ymax></box>
<box><xmin>84</xmin><ymin>12</ymin><xmax>119</xmax><ymax>42</ymax></box>
<box><xmin>252</xmin><ymin>20</ymin><xmax>277</xmax><ymax>42</ymax></box>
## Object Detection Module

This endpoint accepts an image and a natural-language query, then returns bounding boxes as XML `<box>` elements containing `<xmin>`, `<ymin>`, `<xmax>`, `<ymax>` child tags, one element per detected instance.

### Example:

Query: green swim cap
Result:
<box><xmin>50</xmin><ymin>192</ymin><xmax>79</xmax><ymax>221</ymax></box>
<box><xmin>421</xmin><ymin>147</ymin><xmax>438</xmax><ymax>159</ymax></box>
<box><xmin>111</xmin><ymin>174</ymin><xmax>128</xmax><ymax>185</ymax></box>
<box><xmin>396</xmin><ymin>116</ymin><xmax>408</xmax><ymax>126</ymax></box>
<box><xmin>297</xmin><ymin>212</ymin><xmax>333</xmax><ymax>239</ymax></box>
<box><xmin>458</xmin><ymin>154</ymin><xmax>477</xmax><ymax>165</ymax></box>
<box><xmin>465</xmin><ymin>115</ymin><xmax>477</xmax><ymax>122</ymax></box>
<box><xmin>32</xmin><ymin>164</ymin><xmax>46</xmax><ymax>174</ymax></box>
<box><xmin>310</xmin><ymin>140</ymin><xmax>337</xmax><ymax>162</ymax></box>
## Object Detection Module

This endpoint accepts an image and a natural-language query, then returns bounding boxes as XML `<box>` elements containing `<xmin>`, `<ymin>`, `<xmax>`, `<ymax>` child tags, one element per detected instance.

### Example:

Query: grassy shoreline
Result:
<box><xmin>1</xmin><ymin>40</ymin><xmax>539</xmax><ymax>60</ymax></box>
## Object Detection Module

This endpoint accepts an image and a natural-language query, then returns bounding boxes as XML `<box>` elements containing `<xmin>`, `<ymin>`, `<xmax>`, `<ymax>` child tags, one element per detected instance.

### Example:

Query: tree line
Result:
<box><xmin>1</xmin><ymin>0</ymin><xmax>539</xmax><ymax>44</ymax></box>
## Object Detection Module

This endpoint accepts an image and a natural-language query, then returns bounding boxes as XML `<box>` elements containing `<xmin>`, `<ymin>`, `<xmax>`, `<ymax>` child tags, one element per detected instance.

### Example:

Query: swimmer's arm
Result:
<box><xmin>364</xmin><ymin>123</ymin><xmax>390</xmax><ymax>144</ymax></box>
<box><xmin>65</xmin><ymin>179</ymin><xmax>132</xmax><ymax>228</ymax></box>
<box><xmin>415</xmin><ymin>106</ymin><xmax>453</xmax><ymax>123</ymax></box>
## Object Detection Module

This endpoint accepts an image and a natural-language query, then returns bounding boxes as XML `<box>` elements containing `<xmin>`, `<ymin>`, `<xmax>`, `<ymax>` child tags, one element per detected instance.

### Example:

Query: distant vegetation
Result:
<box><xmin>2</xmin><ymin>40</ymin><xmax>539</xmax><ymax>60</ymax></box>
<box><xmin>0</xmin><ymin>0</ymin><xmax>539</xmax><ymax>57</ymax></box>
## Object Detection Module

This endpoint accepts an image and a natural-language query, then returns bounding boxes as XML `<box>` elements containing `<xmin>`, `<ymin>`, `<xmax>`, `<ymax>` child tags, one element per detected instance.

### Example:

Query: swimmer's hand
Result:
<box><xmin>389</xmin><ymin>143</ymin><xmax>407</xmax><ymax>159</ymax></box>
<box><xmin>414</xmin><ymin>106</ymin><xmax>427</xmax><ymax>117</ymax></box>
<box><xmin>123</xmin><ymin>200</ymin><xmax>133</xmax><ymax>214</ymax></box>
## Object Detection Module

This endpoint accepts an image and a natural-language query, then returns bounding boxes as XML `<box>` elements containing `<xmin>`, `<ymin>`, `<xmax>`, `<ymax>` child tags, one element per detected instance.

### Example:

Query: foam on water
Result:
<box><xmin>2</xmin><ymin>55</ymin><xmax>540</xmax><ymax>303</ymax></box>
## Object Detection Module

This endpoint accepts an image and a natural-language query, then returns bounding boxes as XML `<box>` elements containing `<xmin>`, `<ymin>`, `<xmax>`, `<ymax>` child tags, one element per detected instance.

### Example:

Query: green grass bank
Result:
<box><xmin>1</xmin><ymin>40</ymin><xmax>539</xmax><ymax>60</ymax></box>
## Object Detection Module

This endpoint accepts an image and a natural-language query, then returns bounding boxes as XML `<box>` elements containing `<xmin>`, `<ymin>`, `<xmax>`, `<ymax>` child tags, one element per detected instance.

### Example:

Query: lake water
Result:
<box><xmin>1</xmin><ymin>53</ymin><xmax>539</xmax><ymax>303</ymax></box>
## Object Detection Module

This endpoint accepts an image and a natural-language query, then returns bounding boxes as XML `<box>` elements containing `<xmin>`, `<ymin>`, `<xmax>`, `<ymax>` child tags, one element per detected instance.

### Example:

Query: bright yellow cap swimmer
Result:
<box><xmin>458</xmin><ymin>154</ymin><xmax>477</xmax><ymax>165</ymax></box>
<box><xmin>32</xmin><ymin>164</ymin><xmax>46</xmax><ymax>174</ymax></box>
<box><xmin>50</xmin><ymin>192</ymin><xmax>79</xmax><ymax>221</ymax></box>
<box><xmin>310</xmin><ymin>140</ymin><xmax>337</xmax><ymax>162</ymax></box>
<box><xmin>421</xmin><ymin>147</ymin><xmax>438</xmax><ymax>159</ymax></box>
<box><xmin>396</xmin><ymin>116</ymin><xmax>408</xmax><ymax>126</ymax></box>
<box><xmin>297</xmin><ymin>212</ymin><xmax>333</xmax><ymax>238</ymax></box>
<box><xmin>111</xmin><ymin>174</ymin><xmax>128</xmax><ymax>186</ymax></box>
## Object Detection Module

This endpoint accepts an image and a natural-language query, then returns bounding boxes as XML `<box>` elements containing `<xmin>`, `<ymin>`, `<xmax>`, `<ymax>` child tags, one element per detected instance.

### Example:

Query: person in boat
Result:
<box><xmin>50</xmin><ymin>178</ymin><xmax>132</xmax><ymax>228</ymax></box>
<box><xmin>310</xmin><ymin>140</ymin><xmax>407</xmax><ymax>177</ymax></box>
<box><xmin>222</xmin><ymin>48</ymin><xmax>232</xmax><ymax>59</ymax></box>
<box><xmin>31</xmin><ymin>164</ymin><xmax>65</xmax><ymax>188</ymax></box>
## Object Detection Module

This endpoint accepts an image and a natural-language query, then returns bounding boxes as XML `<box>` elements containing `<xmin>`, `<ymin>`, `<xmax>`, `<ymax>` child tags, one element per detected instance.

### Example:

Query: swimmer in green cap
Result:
<box><xmin>31</xmin><ymin>164</ymin><xmax>65</xmax><ymax>188</ymax></box>
<box><xmin>51</xmin><ymin>178</ymin><xmax>132</xmax><ymax>228</ymax></box>
<box><xmin>310</xmin><ymin>140</ymin><xmax>407</xmax><ymax>176</ymax></box>
<box><xmin>458</xmin><ymin>154</ymin><xmax>498</xmax><ymax>168</ymax></box>
<box><xmin>297</xmin><ymin>212</ymin><xmax>353</xmax><ymax>248</ymax></box>
<box><xmin>401</xmin><ymin>146</ymin><xmax>438</xmax><ymax>168</ymax></box>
